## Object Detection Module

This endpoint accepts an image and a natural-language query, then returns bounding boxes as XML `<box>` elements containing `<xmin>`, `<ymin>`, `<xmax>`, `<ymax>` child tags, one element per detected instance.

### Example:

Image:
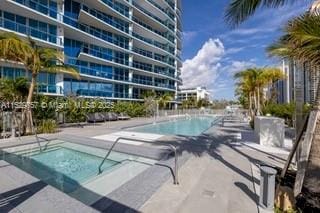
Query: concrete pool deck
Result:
<box><xmin>0</xmin><ymin>116</ymin><xmax>292</xmax><ymax>212</ymax></box>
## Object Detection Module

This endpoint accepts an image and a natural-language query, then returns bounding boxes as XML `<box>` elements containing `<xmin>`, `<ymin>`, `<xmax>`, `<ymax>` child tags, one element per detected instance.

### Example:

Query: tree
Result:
<box><xmin>261</xmin><ymin>67</ymin><xmax>285</xmax><ymax>103</ymax></box>
<box><xmin>0</xmin><ymin>77</ymin><xmax>29</xmax><ymax>137</ymax></box>
<box><xmin>143</xmin><ymin>91</ymin><xmax>157</xmax><ymax>116</ymax></box>
<box><xmin>0</xmin><ymin>32</ymin><xmax>79</xmax><ymax>134</ymax></box>
<box><xmin>225</xmin><ymin>0</ymin><xmax>320</xmax><ymax>27</ymax></box>
<box><xmin>268</xmin><ymin>12</ymin><xmax>320</xmax><ymax>66</ymax></box>
<box><xmin>158</xmin><ymin>93</ymin><xmax>173</xmax><ymax>109</ymax></box>
<box><xmin>234</xmin><ymin>67</ymin><xmax>284</xmax><ymax>117</ymax></box>
<box><xmin>267</xmin><ymin>12</ymin><xmax>320</xmax><ymax>203</ymax></box>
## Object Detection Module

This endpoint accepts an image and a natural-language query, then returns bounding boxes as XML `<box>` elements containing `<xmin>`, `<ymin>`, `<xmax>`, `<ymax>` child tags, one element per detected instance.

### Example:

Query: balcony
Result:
<box><xmin>132</xmin><ymin>47</ymin><xmax>172</xmax><ymax>66</ymax></box>
<box><xmin>37</xmin><ymin>84</ymin><xmax>63</xmax><ymax>95</ymax></box>
<box><xmin>132</xmin><ymin>1</ymin><xmax>175</xmax><ymax>33</ymax></box>
<box><xmin>132</xmin><ymin>16</ymin><xmax>175</xmax><ymax>44</ymax></box>
<box><xmin>132</xmin><ymin>78</ymin><xmax>153</xmax><ymax>86</ymax></box>
<box><xmin>66</xmin><ymin>58</ymin><xmax>130</xmax><ymax>82</ymax></box>
<box><xmin>81</xmin><ymin>5</ymin><xmax>129</xmax><ymax>34</ymax></box>
<box><xmin>145</xmin><ymin>0</ymin><xmax>175</xmax><ymax>22</ymax></box>
<box><xmin>100</xmin><ymin>0</ymin><xmax>130</xmax><ymax>18</ymax></box>
<box><xmin>63</xmin><ymin>15</ymin><xmax>129</xmax><ymax>50</ymax></box>
<box><xmin>132</xmin><ymin>32</ymin><xmax>175</xmax><ymax>56</ymax></box>
<box><xmin>0</xmin><ymin>17</ymin><xmax>61</xmax><ymax>47</ymax></box>
<box><xmin>12</xmin><ymin>0</ymin><xmax>58</xmax><ymax>19</ymax></box>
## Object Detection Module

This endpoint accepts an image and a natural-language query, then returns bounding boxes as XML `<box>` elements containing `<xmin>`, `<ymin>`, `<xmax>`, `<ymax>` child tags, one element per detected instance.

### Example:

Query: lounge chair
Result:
<box><xmin>102</xmin><ymin>112</ymin><xmax>118</xmax><ymax>121</ymax></box>
<box><xmin>86</xmin><ymin>113</ymin><xmax>105</xmax><ymax>123</ymax></box>
<box><xmin>118</xmin><ymin>113</ymin><xmax>131</xmax><ymax>120</ymax></box>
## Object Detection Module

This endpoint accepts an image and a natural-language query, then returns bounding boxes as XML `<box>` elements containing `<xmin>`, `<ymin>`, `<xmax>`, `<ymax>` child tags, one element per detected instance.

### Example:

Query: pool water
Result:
<box><xmin>29</xmin><ymin>147</ymin><xmax>118</xmax><ymax>184</ymax></box>
<box><xmin>0</xmin><ymin>141</ymin><xmax>143</xmax><ymax>193</ymax></box>
<box><xmin>132</xmin><ymin>116</ymin><xmax>219</xmax><ymax>136</ymax></box>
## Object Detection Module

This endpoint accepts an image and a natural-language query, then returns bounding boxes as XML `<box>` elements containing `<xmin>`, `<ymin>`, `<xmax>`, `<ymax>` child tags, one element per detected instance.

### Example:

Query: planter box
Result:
<box><xmin>254</xmin><ymin>116</ymin><xmax>284</xmax><ymax>147</ymax></box>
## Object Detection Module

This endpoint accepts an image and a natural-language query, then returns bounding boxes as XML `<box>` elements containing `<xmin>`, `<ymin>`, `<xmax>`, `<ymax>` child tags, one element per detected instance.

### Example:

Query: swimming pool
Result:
<box><xmin>132</xmin><ymin>116</ymin><xmax>220</xmax><ymax>136</ymax></box>
<box><xmin>1</xmin><ymin>140</ymin><xmax>156</xmax><ymax>204</ymax></box>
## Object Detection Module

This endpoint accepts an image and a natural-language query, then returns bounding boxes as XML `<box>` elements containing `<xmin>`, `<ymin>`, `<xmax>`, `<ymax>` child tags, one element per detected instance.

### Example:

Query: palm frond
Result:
<box><xmin>267</xmin><ymin>12</ymin><xmax>320</xmax><ymax>66</ymax></box>
<box><xmin>225</xmin><ymin>0</ymin><xmax>292</xmax><ymax>27</ymax></box>
<box><xmin>0</xmin><ymin>32</ymin><xmax>33</xmax><ymax>63</ymax></box>
<box><xmin>42</xmin><ymin>65</ymin><xmax>80</xmax><ymax>79</ymax></box>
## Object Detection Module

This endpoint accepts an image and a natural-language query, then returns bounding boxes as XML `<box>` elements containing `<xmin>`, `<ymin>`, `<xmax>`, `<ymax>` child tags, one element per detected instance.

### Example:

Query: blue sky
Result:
<box><xmin>181</xmin><ymin>0</ymin><xmax>311</xmax><ymax>100</ymax></box>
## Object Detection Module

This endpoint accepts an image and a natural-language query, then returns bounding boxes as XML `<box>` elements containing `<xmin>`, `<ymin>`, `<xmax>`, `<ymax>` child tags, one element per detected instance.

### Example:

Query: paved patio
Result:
<box><xmin>0</xmin><ymin>116</ymin><xmax>291</xmax><ymax>212</ymax></box>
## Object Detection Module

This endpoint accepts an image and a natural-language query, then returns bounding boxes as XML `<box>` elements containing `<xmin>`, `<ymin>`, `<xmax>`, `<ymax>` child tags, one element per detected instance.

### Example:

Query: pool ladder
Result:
<box><xmin>98</xmin><ymin>137</ymin><xmax>179</xmax><ymax>185</ymax></box>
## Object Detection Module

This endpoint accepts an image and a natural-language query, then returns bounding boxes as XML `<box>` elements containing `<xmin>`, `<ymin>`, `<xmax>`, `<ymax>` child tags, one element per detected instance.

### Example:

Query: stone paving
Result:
<box><xmin>0</xmin><ymin>116</ymin><xmax>291</xmax><ymax>212</ymax></box>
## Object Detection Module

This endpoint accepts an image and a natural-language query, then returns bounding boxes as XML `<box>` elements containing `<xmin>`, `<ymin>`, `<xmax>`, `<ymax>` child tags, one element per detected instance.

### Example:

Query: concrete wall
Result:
<box><xmin>254</xmin><ymin>116</ymin><xmax>285</xmax><ymax>147</ymax></box>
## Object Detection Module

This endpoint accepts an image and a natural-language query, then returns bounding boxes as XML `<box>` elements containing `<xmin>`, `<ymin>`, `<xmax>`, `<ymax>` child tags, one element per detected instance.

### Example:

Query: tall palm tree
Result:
<box><xmin>235</xmin><ymin>68</ymin><xmax>264</xmax><ymax>115</ymax></box>
<box><xmin>0</xmin><ymin>32</ymin><xmax>79</xmax><ymax>134</ymax></box>
<box><xmin>268</xmin><ymin>12</ymin><xmax>320</xmax><ymax>200</ymax></box>
<box><xmin>261</xmin><ymin>67</ymin><xmax>285</xmax><ymax>103</ymax></box>
<box><xmin>225</xmin><ymin>0</ymin><xmax>320</xmax><ymax>26</ymax></box>
<box><xmin>235</xmin><ymin>67</ymin><xmax>284</xmax><ymax>116</ymax></box>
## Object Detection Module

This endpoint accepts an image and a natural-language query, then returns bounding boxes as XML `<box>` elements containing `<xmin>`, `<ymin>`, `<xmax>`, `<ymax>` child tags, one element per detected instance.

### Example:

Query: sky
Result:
<box><xmin>180</xmin><ymin>0</ymin><xmax>312</xmax><ymax>100</ymax></box>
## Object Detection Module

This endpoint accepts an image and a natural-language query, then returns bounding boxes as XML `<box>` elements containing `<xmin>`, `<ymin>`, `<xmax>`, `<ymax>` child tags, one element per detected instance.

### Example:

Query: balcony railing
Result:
<box><xmin>100</xmin><ymin>0</ymin><xmax>130</xmax><ymax>18</ymax></box>
<box><xmin>81</xmin><ymin>5</ymin><xmax>129</xmax><ymax>33</ymax></box>
<box><xmin>66</xmin><ymin>58</ymin><xmax>132</xmax><ymax>81</ymax></box>
<box><xmin>0</xmin><ymin>17</ymin><xmax>61</xmax><ymax>45</ymax></box>
<box><xmin>13</xmin><ymin>0</ymin><xmax>58</xmax><ymax>19</ymax></box>
<box><xmin>37</xmin><ymin>84</ymin><xmax>63</xmax><ymax>94</ymax></box>
<box><xmin>132</xmin><ymin>47</ymin><xmax>172</xmax><ymax>65</ymax></box>
<box><xmin>132</xmin><ymin>1</ymin><xmax>174</xmax><ymax>32</ymax></box>
<box><xmin>63</xmin><ymin>15</ymin><xmax>129</xmax><ymax>50</ymax></box>
<box><xmin>132</xmin><ymin>16</ymin><xmax>175</xmax><ymax>44</ymax></box>
<box><xmin>80</xmin><ymin>46</ymin><xmax>129</xmax><ymax>66</ymax></box>
<box><xmin>146</xmin><ymin>0</ymin><xmax>175</xmax><ymax>22</ymax></box>
<box><xmin>132</xmin><ymin>32</ymin><xmax>175</xmax><ymax>56</ymax></box>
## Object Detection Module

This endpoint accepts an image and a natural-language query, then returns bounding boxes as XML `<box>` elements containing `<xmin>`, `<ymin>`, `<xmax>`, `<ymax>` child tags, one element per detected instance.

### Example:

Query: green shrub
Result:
<box><xmin>37</xmin><ymin>119</ymin><xmax>57</xmax><ymax>134</ymax></box>
<box><xmin>262</xmin><ymin>103</ymin><xmax>295</xmax><ymax>126</ymax></box>
<box><xmin>112</xmin><ymin>101</ymin><xmax>146</xmax><ymax>117</ymax></box>
<box><xmin>33</xmin><ymin>95</ymin><xmax>58</xmax><ymax>121</ymax></box>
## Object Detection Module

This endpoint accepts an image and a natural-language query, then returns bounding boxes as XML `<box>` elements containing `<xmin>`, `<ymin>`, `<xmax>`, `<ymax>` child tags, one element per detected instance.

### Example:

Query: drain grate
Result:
<box><xmin>202</xmin><ymin>189</ymin><xmax>215</xmax><ymax>197</ymax></box>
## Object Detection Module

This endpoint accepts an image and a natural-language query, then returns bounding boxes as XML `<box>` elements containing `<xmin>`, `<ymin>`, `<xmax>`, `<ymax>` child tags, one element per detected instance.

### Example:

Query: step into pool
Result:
<box><xmin>131</xmin><ymin>116</ymin><xmax>220</xmax><ymax>136</ymax></box>
<box><xmin>0</xmin><ymin>140</ymin><xmax>157</xmax><ymax>205</ymax></box>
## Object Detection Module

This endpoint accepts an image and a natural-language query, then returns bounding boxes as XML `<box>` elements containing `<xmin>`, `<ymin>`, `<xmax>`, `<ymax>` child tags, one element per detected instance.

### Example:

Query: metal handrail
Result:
<box><xmin>98</xmin><ymin>137</ymin><xmax>179</xmax><ymax>184</ymax></box>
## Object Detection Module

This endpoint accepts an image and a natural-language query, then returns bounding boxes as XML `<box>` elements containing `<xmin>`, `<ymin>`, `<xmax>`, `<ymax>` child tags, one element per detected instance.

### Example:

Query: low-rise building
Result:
<box><xmin>177</xmin><ymin>87</ymin><xmax>210</xmax><ymax>101</ymax></box>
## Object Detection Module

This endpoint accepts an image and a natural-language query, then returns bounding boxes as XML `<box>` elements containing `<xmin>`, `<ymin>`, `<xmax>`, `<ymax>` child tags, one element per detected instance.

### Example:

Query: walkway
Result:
<box><xmin>141</xmin><ymin>119</ymin><xmax>289</xmax><ymax>213</ymax></box>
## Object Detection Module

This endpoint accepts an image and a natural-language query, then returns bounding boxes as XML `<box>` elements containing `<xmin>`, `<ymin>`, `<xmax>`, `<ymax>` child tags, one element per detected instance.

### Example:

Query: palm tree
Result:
<box><xmin>235</xmin><ymin>67</ymin><xmax>284</xmax><ymax>116</ymax></box>
<box><xmin>225</xmin><ymin>0</ymin><xmax>320</xmax><ymax>26</ymax></box>
<box><xmin>158</xmin><ymin>93</ymin><xmax>173</xmax><ymax>110</ymax></box>
<box><xmin>268</xmin><ymin>12</ymin><xmax>320</xmax><ymax>66</ymax></box>
<box><xmin>267</xmin><ymin>12</ymin><xmax>320</xmax><ymax>200</ymax></box>
<box><xmin>0</xmin><ymin>32</ymin><xmax>79</xmax><ymax>134</ymax></box>
<box><xmin>235</xmin><ymin>68</ymin><xmax>263</xmax><ymax>115</ymax></box>
<box><xmin>143</xmin><ymin>91</ymin><xmax>157</xmax><ymax>117</ymax></box>
<box><xmin>261</xmin><ymin>67</ymin><xmax>285</xmax><ymax>103</ymax></box>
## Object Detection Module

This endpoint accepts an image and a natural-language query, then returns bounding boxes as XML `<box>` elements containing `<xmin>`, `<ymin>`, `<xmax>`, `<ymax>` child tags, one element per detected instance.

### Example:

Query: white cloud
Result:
<box><xmin>182</xmin><ymin>31</ymin><xmax>199</xmax><ymax>44</ymax></box>
<box><xmin>225</xmin><ymin>47</ymin><xmax>245</xmax><ymax>55</ymax></box>
<box><xmin>222</xmin><ymin>60</ymin><xmax>256</xmax><ymax>76</ymax></box>
<box><xmin>181</xmin><ymin>38</ymin><xmax>225</xmax><ymax>89</ymax></box>
<box><xmin>181</xmin><ymin>38</ymin><xmax>257</xmax><ymax>99</ymax></box>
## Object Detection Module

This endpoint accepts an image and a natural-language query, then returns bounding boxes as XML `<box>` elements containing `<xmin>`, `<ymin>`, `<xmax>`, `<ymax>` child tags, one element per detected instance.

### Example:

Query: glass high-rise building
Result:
<box><xmin>0</xmin><ymin>0</ymin><xmax>182</xmax><ymax>103</ymax></box>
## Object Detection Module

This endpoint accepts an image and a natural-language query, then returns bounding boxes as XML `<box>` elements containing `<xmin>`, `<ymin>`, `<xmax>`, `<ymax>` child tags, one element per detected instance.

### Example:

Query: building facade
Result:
<box><xmin>0</xmin><ymin>0</ymin><xmax>182</xmax><ymax>102</ymax></box>
<box><xmin>275</xmin><ymin>59</ymin><xmax>320</xmax><ymax>105</ymax></box>
<box><xmin>177</xmin><ymin>87</ymin><xmax>210</xmax><ymax>102</ymax></box>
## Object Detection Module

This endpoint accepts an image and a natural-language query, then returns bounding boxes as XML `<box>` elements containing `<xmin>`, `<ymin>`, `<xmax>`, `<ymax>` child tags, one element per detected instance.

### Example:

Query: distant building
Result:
<box><xmin>178</xmin><ymin>87</ymin><xmax>210</xmax><ymax>101</ymax></box>
<box><xmin>274</xmin><ymin>59</ymin><xmax>320</xmax><ymax>105</ymax></box>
